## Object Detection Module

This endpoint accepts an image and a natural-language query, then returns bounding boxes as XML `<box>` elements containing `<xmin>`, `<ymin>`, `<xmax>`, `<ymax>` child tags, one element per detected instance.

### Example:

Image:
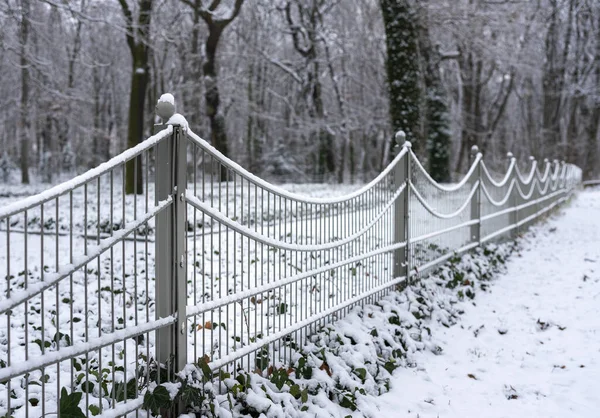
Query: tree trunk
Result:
<box><xmin>203</xmin><ymin>27</ymin><xmax>229</xmax><ymax>180</ymax></box>
<box><xmin>380</xmin><ymin>0</ymin><xmax>422</xmax><ymax>158</ymax></box>
<box><xmin>417</xmin><ymin>3</ymin><xmax>451</xmax><ymax>183</ymax></box>
<box><xmin>19</xmin><ymin>0</ymin><xmax>30</xmax><ymax>184</ymax></box>
<box><xmin>125</xmin><ymin>50</ymin><xmax>149</xmax><ymax>194</ymax></box>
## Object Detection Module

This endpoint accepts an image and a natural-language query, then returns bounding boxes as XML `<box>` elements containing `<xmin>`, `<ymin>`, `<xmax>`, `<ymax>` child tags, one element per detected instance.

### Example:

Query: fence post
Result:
<box><xmin>393</xmin><ymin>131</ymin><xmax>410</xmax><ymax>283</ymax></box>
<box><xmin>528</xmin><ymin>156</ymin><xmax>536</xmax><ymax>225</ymax></box>
<box><xmin>469</xmin><ymin>145</ymin><xmax>481</xmax><ymax>246</ymax></box>
<box><xmin>507</xmin><ymin>152</ymin><xmax>518</xmax><ymax>238</ymax></box>
<box><xmin>155</xmin><ymin>94</ymin><xmax>188</xmax><ymax>378</ymax></box>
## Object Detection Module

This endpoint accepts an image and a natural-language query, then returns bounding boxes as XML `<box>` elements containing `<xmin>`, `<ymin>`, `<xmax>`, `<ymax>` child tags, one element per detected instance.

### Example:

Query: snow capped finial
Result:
<box><xmin>506</xmin><ymin>152</ymin><xmax>513</xmax><ymax>159</ymax></box>
<box><xmin>543</xmin><ymin>158</ymin><xmax>549</xmax><ymax>163</ymax></box>
<box><xmin>529</xmin><ymin>155</ymin><xmax>535</xmax><ymax>161</ymax></box>
<box><xmin>395</xmin><ymin>130</ymin><xmax>406</xmax><ymax>144</ymax></box>
<box><xmin>156</xmin><ymin>93</ymin><xmax>176</xmax><ymax>122</ymax></box>
<box><xmin>470</xmin><ymin>145</ymin><xmax>479</xmax><ymax>156</ymax></box>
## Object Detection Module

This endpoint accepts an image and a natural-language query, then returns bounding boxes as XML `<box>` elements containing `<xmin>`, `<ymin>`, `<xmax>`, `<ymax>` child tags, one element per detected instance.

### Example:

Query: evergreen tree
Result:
<box><xmin>418</xmin><ymin>5</ymin><xmax>451</xmax><ymax>183</ymax></box>
<box><xmin>425</xmin><ymin>83</ymin><xmax>452</xmax><ymax>182</ymax></box>
<box><xmin>380</xmin><ymin>0</ymin><xmax>422</xmax><ymax>158</ymax></box>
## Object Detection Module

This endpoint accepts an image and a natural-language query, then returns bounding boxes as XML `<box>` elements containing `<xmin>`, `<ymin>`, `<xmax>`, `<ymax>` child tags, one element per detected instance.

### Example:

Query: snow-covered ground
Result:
<box><xmin>377</xmin><ymin>189</ymin><xmax>600</xmax><ymax>418</ymax></box>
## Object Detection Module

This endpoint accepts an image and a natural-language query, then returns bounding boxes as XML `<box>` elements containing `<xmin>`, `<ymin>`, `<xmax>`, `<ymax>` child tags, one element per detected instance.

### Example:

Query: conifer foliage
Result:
<box><xmin>380</xmin><ymin>0</ymin><xmax>422</xmax><ymax>157</ymax></box>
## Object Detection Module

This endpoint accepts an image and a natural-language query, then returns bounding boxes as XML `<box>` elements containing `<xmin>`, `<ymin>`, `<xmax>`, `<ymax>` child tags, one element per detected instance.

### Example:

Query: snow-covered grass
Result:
<box><xmin>377</xmin><ymin>190</ymin><xmax>600</xmax><ymax>417</ymax></box>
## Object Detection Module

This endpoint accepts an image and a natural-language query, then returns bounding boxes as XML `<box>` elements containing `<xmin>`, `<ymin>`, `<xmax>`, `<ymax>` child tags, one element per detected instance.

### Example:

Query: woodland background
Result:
<box><xmin>0</xmin><ymin>0</ymin><xmax>598</xmax><ymax>186</ymax></box>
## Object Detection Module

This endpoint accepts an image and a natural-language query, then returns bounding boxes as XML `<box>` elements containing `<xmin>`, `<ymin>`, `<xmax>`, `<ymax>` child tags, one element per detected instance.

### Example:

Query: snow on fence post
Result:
<box><xmin>528</xmin><ymin>156</ymin><xmax>537</xmax><ymax>228</ymax></box>
<box><xmin>154</xmin><ymin>93</ymin><xmax>188</xmax><ymax>381</ymax></box>
<box><xmin>393</xmin><ymin>131</ymin><xmax>409</xmax><ymax>282</ymax></box>
<box><xmin>552</xmin><ymin>159</ymin><xmax>559</xmax><ymax>206</ymax></box>
<box><xmin>469</xmin><ymin>145</ymin><xmax>481</xmax><ymax>246</ymax></box>
<box><xmin>560</xmin><ymin>161</ymin><xmax>567</xmax><ymax>191</ymax></box>
<box><xmin>507</xmin><ymin>152</ymin><xmax>518</xmax><ymax>238</ymax></box>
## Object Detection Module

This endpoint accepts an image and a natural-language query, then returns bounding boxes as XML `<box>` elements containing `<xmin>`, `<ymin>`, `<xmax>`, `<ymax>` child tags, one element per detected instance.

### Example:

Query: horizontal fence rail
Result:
<box><xmin>0</xmin><ymin>94</ymin><xmax>582</xmax><ymax>417</ymax></box>
<box><xmin>583</xmin><ymin>179</ymin><xmax>600</xmax><ymax>188</ymax></box>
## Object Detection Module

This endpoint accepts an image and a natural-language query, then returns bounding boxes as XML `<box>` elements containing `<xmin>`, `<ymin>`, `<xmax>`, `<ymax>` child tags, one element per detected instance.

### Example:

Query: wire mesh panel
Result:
<box><xmin>408</xmin><ymin>150</ymin><xmax>476</xmax><ymax>279</ymax></box>
<box><xmin>0</xmin><ymin>127</ymin><xmax>174</xmax><ymax>417</ymax></box>
<box><xmin>183</xmin><ymin>130</ymin><xmax>408</xmax><ymax>382</ymax></box>
<box><xmin>480</xmin><ymin>159</ymin><xmax>516</xmax><ymax>242</ymax></box>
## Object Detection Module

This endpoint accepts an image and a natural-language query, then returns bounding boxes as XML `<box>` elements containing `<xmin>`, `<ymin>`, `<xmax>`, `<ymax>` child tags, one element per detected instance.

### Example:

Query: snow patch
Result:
<box><xmin>167</xmin><ymin>113</ymin><xmax>189</xmax><ymax>131</ymax></box>
<box><xmin>158</xmin><ymin>93</ymin><xmax>175</xmax><ymax>106</ymax></box>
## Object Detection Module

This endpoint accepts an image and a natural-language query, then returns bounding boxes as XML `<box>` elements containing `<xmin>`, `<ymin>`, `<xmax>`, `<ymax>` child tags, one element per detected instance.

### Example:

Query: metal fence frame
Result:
<box><xmin>0</xmin><ymin>94</ymin><xmax>582</xmax><ymax>417</ymax></box>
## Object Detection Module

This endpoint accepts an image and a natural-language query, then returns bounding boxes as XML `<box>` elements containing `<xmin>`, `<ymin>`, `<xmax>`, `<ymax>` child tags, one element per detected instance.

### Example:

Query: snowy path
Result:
<box><xmin>376</xmin><ymin>190</ymin><xmax>600</xmax><ymax>418</ymax></box>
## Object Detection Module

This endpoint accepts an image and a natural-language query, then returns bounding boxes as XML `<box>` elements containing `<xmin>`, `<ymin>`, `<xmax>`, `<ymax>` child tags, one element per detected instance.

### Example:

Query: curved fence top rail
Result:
<box><xmin>186</xmin><ymin>128</ymin><xmax>407</xmax><ymax>205</ymax></box>
<box><xmin>481</xmin><ymin>159</ymin><xmax>515</xmax><ymax>188</ymax></box>
<box><xmin>515</xmin><ymin>160</ymin><xmax>537</xmax><ymax>184</ymax></box>
<box><xmin>0</xmin><ymin>126</ymin><xmax>174</xmax><ymax>220</ymax></box>
<box><xmin>410</xmin><ymin>149</ymin><xmax>482</xmax><ymax>192</ymax></box>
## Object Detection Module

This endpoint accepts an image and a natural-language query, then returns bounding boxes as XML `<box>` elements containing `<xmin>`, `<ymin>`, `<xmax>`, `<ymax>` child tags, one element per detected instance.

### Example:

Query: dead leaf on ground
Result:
<box><xmin>467</xmin><ymin>373</ymin><xmax>477</xmax><ymax>380</ymax></box>
<box><xmin>473</xmin><ymin>325</ymin><xmax>484</xmax><ymax>337</ymax></box>
<box><xmin>537</xmin><ymin>319</ymin><xmax>551</xmax><ymax>331</ymax></box>
<box><xmin>319</xmin><ymin>361</ymin><xmax>332</xmax><ymax>376</ymax></box>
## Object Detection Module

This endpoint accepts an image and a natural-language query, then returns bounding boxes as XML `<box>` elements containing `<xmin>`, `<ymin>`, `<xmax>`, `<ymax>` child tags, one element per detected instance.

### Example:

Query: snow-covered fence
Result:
<box><xmin>0</xmin><ymin>94</ymin><xmax>582</xmax><ymax>417</ymax></box>
<box><xmin>583</xmin><ymin>179</ymin><xmax>600</xmax><ymax>188</ymax></box>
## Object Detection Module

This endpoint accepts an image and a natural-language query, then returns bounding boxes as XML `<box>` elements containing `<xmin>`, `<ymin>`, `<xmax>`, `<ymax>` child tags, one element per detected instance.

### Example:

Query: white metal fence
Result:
<box><xmin>0</xmin><ymin>94</ymin><xmax>582</xmax><ymax>417</ymax></box>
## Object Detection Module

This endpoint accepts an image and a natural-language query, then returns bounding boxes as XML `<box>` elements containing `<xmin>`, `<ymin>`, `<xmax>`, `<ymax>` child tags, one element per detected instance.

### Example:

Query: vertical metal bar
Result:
<box><xmin>174</xmin><ymin>127</ymin><xmax>188</xmax><ymax>373</ymax></box>
<box><xmin>469</xmin><ymin>146</ymin><xmax>481</xmax><ymax>246</ymax></box>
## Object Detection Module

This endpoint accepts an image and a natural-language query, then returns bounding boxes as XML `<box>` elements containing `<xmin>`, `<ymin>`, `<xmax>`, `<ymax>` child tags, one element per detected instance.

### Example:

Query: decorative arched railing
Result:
<box><xmin>0</xmin><ymin>95</ymin><xmax>582</xmax><ymax>417</ymax></box>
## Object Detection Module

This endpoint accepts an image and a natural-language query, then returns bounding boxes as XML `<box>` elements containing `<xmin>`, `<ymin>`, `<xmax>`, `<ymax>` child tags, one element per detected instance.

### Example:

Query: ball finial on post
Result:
<box><xmin>156</xmin><ymin>93</ymin><xmax>176</xmax><ymax>123</ymax></box>
<box><xmin>470</xmin><ymin>145</ymin><xmax>479</xmax><ymax>156</ymax></box>
<box><xmin>506</xmin><ymin>152</ymin><xmax>513</xmax><ymax>159</ymax></box>
<box><xmin>395</xmin><ymin>130</ymin><xmax>411</xmax><ymax>149</ymax></box>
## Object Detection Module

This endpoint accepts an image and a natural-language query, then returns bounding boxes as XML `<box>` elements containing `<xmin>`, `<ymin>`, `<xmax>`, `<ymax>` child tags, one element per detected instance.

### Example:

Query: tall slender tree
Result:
<box><xmin>19</xmin><ymin>0</ymin><xmax>31</xmax><ymax>184</ymax></box>
<box><xmin>118</xmin><ymin>0</ymin><xmax>153</xmax><ymax>194</ymax></box>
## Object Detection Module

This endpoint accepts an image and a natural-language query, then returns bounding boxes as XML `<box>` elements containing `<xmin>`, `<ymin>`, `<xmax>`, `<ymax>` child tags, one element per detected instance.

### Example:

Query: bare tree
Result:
<box><xmin>180</xmin><ymin>0</ymin><xmax>245</xmax><ymax>175</ymax></box>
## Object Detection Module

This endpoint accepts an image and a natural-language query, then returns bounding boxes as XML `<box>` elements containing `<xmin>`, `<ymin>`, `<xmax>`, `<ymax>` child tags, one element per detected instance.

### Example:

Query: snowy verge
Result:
<box><xmin>141</xmin><ymin>242</ymin><xmax>515</xmax><ymax>417</ymax></box>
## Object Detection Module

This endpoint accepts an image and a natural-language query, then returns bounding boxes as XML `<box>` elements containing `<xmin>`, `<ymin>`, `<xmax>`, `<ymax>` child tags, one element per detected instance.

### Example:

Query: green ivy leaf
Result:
<box><xmin>197</xmin><ymin>356</ymin><xmax>213</xmax><ymax>382</ymax></box>
<box><xmin>353</xmin><ymin>367</ymin><xmax>367</xmax><ymax>383</ymax></box>
<box><xmin>270</xmin><ymin>368</ymin><xmax>288</xmax><ymax>390</ymax></box>
<box><xmin>339</xmin><ymin>393</ymin><xmax>357</xmax><ymax>411</ymax></box>
<box><xmin>59</xmin><ymin>387</ymin><xmax>86</xmax><ymax>418</ymax></box>
<box><xmin>143</xmin><ymin>385</ymin><xmax>172</xmax><ymax>415</ymax></box>
<box><xmin>301</xmin><ymin>387</ymin><xmax>308</xmax><ymax>403</ymax></box>
<box><xmin>111</xmin><ymin>378</ymin><xmax>137</xmax><ymax>402</ymax></box>
<box><xmin>88</xmin><ymin>405</ymin><xmax>101</xmax><ymax>416</ymax></box>
<box><xmin>276</xmin><ymin>303</ymin><xmax>288</xmax><ymax>315</ymax></box>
